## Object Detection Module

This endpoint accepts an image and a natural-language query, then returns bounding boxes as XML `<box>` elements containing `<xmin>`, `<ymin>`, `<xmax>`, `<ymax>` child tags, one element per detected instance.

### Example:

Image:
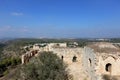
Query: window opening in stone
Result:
<box><xmin>56</xmin><ymin>43</ymin><xmax>60</xmax><ymax>47</ymax></box>
<box><xmin>88</xmin><ymin>58</ymin><xmax>92</xmax><ymax>67</ymax></box>
<box><xmin>105</xmin><ymin>63</ymin><xmax>112</xmax><ymax>72</ymax></box>
<box><xmin>61</xmin><ymin>55</ymin><xmax>64</xmax><ymax>60</ymax></box>
<box><xmin>72</xmin><ymin>55</ymin><xmax>77</xmax><ymax>62</ymax></box>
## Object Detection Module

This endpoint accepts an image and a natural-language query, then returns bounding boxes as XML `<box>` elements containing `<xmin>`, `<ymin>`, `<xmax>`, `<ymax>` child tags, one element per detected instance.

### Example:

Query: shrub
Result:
<box><xmin>0</xmin><ymin>57</ymin><xmax>21</xmax><ymax>77</ymax></box>
<box><xmin>3</xmin><ymin>70</ymin><xmax>9</xmax><ymax>76</ymax></box>
<box><xmin>15</xmin><ymin>52</ymin><xmax>71</xmax><ymax>80</ymax></box>
<box><xmin>10</xmin><ymin>57</ymin><xmax>21</xmax><ymax>66</ymax></box>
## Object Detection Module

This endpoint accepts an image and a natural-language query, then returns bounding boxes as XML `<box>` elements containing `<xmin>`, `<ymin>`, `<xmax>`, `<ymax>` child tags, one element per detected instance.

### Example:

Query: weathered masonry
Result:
<box><xmin>21</xmin><ymin>42</ymin><xmax>120</xmax><ymax>80</ymax></box>
<box><xmin>83</xmin><ymin>42</ymin><xmax>120</xmax><ymax>80</ymax></box>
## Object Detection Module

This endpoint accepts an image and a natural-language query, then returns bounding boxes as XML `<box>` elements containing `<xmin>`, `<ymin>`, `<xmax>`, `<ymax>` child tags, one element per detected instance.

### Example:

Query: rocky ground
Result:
<box><xmin>67</xmin><ymin>61</ymin><xmax>89</xmax><ymax>80</ymax></box>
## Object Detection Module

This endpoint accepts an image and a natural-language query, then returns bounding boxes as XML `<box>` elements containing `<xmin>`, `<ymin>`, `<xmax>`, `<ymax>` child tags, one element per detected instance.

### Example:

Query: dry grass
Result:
<box><xmin>87</xmin><ymin>42</ymin><xmax>120</xmax><ymax>54</ymax></box>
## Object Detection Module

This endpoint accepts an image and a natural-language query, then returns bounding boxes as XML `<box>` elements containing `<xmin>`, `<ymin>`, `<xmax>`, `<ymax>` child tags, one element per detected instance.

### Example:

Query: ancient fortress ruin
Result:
<box><xmin>21</xmin><ymin>42</ymin><xmax>120</xmax><ymax>80</ymax></box>
<box><xmin>83</xmin><ymin>42</ymin><xmax>120</xmax><ymax>80</ymax></box>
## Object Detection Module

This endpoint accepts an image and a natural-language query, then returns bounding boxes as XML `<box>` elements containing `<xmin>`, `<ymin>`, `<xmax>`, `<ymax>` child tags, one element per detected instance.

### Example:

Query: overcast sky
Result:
<box><xmin>0</xmin><ymin>0</ymin><xmax>120</xmax><ymax>38</ymax></box>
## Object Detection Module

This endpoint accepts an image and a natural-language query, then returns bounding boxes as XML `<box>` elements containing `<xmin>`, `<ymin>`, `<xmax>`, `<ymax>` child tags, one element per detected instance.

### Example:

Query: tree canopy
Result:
<box><xmin>14</xmin><ymin>52</ymin><xmax>72</xmax><ymax>80</ymax></box>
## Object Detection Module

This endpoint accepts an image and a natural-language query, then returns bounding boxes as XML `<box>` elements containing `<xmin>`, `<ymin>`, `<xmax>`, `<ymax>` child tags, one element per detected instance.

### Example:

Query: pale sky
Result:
<box><xmin>0</xmin><ymin>0</ymin><xmax>120</xmax><ymax>38</ymax></box>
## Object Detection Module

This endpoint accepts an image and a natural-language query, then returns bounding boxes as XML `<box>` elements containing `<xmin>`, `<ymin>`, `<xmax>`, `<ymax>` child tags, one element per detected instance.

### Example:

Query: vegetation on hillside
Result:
<box><xmin>1</xmin><ymin>38</ymin><xmax>89</xmax><ymax>58</ymax></box>
<box><xmin>1</xmin><ymin>38</ymin><xmax>120</xmax><ymax>79</ymax></box>
<box><xmin>110</xmin><ymin>38</ymin><xmax>120</xmax><ymax>43</ymax></box>
<box><xmin>14</xmin><ymin>52</ymin><xmax>72</xmax><ymax>80</ymax></box>
<box><xmin>0</xmin><ymin>38</ymin><xmax>87</xmax><ymax>79</ymax></box>
<box><xmin>0</xmin><ymin>43</ymin><xmax>6</xmax><ymax>60</ymax></box>
<box><xmin>0</xmin><ymin>57</ymin><xmax>21</xmax><ymax>77</ymax></box>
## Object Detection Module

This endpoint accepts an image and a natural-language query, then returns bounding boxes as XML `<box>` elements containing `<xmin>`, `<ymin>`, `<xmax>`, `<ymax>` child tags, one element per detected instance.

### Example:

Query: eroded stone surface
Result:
<box><xmin>21</xmin><ymin>42</ymin><xmax>120</xmax><ymax>80</ymax></box>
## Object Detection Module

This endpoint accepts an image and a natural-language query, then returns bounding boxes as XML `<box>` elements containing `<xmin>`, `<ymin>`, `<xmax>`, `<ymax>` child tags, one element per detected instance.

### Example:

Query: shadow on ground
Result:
<box><xmin>102</xmin><ymin>74</ymin><xmax>120</xmax><ymax>80</ymax></box>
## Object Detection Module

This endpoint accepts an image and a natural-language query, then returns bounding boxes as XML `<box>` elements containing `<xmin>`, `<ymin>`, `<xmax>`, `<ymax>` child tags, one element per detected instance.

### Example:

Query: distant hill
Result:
<box><xmin>0</xmin><ymin>38</ymin><xmax>15</xmax><ymax>43</ymax></box>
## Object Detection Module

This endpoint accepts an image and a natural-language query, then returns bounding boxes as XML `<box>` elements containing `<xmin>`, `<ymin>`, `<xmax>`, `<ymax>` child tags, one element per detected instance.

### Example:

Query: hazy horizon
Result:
<box><xmin>0</xmin><ymin>0</ymin><xmax>120</xmax><ymax>38</ymax></box>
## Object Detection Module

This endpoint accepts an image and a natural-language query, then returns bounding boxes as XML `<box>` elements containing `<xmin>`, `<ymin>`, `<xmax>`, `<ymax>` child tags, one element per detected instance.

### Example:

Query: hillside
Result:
<box><xmin>1</xmin><ymin>38</ymin><xmax>120</xmax><ymax>80</ymax></box>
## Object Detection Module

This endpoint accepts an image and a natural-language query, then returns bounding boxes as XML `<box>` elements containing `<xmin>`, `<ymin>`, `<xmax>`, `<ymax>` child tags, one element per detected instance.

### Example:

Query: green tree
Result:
<box><xmin>15</xmin><ymin>52</ymin><xmax>71</xmax><ymax>80</ymax></box>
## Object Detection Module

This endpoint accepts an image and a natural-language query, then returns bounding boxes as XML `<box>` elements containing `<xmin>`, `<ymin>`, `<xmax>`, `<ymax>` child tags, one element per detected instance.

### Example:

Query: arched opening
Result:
<box><xmin>88</xmin><ymin>58</ymin><xmax>92</xmax><ymax>67</ymax></box>
<box><xmin>56</xmin><ymin>43</ymin><xmax>60</xmax><ymax>47</ymax></box>
<box><xmin>61</xmin><ymin>55</ymin><xmax>64</xmax><ymax>60</ymax></box>
<box><xmin>105</xmin><ymin>63</ymin><xmax>112</xmax><ymax>72</ymax></box>
<box><xmin>72</xmin><ymin>55</ymin><xmax>77</xmax><ymax>62</ymax></box>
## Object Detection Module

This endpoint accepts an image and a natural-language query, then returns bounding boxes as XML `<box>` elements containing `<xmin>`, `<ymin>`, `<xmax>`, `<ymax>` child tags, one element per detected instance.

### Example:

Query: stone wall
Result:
<box><xmin>83</xmin><ymin>47</ymin><xmax>101</xmax><ymax>80</ymax></box>
<box><xmin>83</xmin><ymin>47</ymin><xmax>120</xmax><ymax>80</ymax></box>
<box><xmin>21</xmin><ymin>43</ymin><xmax>120</xmax><ymax>80</ymax></box>
<box><xmin>97</xmin><ymin>55</ymin><xmax>120</xmax><ymax>76</ymax></box>
<box><xmin>22</xmin><ymin>46</ymin><xmax>83</xmax><ymax>65</ymax></box>
<box><xmin>52</xmin><ymin>48</ymin><xmax>82</xmax><ymax>64</ymax></box>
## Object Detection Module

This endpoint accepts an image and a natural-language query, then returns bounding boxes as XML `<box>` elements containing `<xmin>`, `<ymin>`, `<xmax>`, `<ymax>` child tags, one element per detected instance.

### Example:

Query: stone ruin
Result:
<box><xmin>83</xmin><ymin>42</ymin><xmax>120</xmax><ymax>80</ymax></box>
<box><xmin>22</xmin><ymin>42</ymin><xmax>82</xmax><ymax>64</ymax></box>
<box><xmin>21</xmin><ymin>42</ymin><xmax>120</xmax><ymax>80</ymax></box>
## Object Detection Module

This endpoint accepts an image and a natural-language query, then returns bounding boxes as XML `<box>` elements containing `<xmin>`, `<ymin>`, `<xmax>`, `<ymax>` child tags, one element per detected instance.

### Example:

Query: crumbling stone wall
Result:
<box><xmin>97</xmin><ymin>55</ymin><xmax>120</xmax><ymax>76</ymax></box>
<box><xmin>52</xmin><ymin>48</ymin><xmax>82</xmax><ymax>64</ymax></box>
<box><xmin>21</xmin><ymin>42</ymin><xmax>120</xmax><ymax>80</ymax></box>
<box><xmin>22</xmin><ymin>46</ymin><xmax>82</xmax><ymax>65</ymax></box>
<box><xmin>83</xmin><ymin>47</ymin><xmax>101</xmax><ymax>80</ymax></box>
<box><xmin>21</xmin><ymin>50</ymin><xmax>38</xmax><ymax>64</ymax></box>
<box><xmin>83</xmin><ymin>47</ymin><xmax>120</xmax><ymax>80</ymax></box>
